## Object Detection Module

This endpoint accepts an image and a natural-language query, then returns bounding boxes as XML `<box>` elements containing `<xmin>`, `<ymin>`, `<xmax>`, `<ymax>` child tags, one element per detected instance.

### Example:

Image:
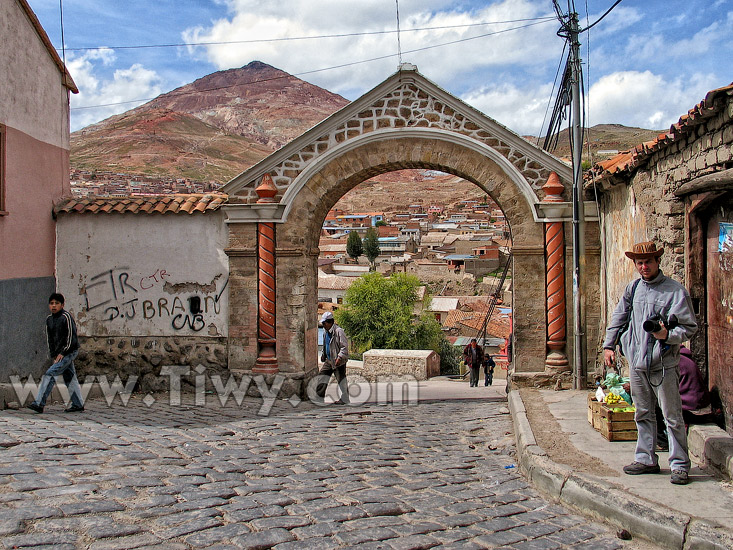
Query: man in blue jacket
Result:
<box><xmin>603</xmin><ymin>242</ymin><xmax>697</xmax><ymax>485</ymax></box>
<box><xmin>27</xmin><ymin>293</ymin><xmax>85</xmax><ymax>413</ymax></box>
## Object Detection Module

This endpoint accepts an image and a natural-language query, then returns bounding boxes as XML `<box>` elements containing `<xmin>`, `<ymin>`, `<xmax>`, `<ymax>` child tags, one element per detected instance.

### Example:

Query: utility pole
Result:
<box><xmin>568</xmin><ymin>11</ymin><xmax>586</xmax><ymax>389</ymax></box>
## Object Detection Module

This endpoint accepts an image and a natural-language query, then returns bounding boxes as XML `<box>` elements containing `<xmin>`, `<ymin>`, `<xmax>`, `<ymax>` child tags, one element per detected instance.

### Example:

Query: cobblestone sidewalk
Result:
<box><xmin>1</xmin><ymin>395</ymin><xmax>645</xmax><ymax>549</ymax></box>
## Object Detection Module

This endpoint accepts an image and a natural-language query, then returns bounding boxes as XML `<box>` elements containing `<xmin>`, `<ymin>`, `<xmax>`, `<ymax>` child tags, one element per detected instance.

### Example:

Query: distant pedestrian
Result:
<box><xmin>463</xmin><ymin>338</ymin><xmax>484</xmax><ymax>388</ymax></box>
<box><xmin>315</xmin><ymin>312</ymin><xmax>350</xmax><ymax>404</ymax></box>
<box><xmin>484</xmin><ymin>354</ymin><xmax>496</xmax><ymax>386</ymax></box>
<box><xmin>603</xmin><ymin>242</ymin><xmax>697</xmax><ymax>485</ymax></box>
<box><xmin>27</xmin><ymin>293</ymin><xmax>85</xmax><ymax>413</ymax></box>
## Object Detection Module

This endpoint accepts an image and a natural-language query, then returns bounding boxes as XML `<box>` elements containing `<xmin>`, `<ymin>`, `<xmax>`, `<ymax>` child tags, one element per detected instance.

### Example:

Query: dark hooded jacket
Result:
<box><xmin>46</xmin><ymin>310</ymin><xmax>79</xmax><ymax>358</ymax></box>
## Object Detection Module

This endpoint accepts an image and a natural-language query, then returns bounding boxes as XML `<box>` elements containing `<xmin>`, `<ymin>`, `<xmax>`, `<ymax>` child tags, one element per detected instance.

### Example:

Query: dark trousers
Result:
<box><xmin>469</xmin><ymin>365</ymin><xmax>480</xmax><ymax>387</ymax></box>
<box><xmin>484</xmin><ymin>366</ymin><xmax>494</xmax><ymax>386</ymax></box>
<box><xmin>315</xmin><ymin>362</ymin><xmax>349</xmax><ymax>403</ymax></box>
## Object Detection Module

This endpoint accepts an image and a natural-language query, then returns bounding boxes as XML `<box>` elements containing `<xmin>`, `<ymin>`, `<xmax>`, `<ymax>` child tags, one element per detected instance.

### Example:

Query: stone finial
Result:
<box><xmin>256</xmin><ymin>174</ymin><xmax>278</xmax><ymax>204</ymax></box>
<box><xmin>542</xmin><ymin>172</ymin><xmax>564</xmax><ymax>203</ymax></box>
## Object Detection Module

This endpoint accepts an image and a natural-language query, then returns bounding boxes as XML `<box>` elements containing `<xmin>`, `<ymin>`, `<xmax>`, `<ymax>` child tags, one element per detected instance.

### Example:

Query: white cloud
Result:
<box><xmin>181</xmin><ymin>0</ymin><xmax>560</xmax><ymax>97</ymax></box>
<box><xmin>461</xmin><ymin>82</ymin><xmax>554</xmax><ymax>136</ymax></box>
<box><xmin>67</xmin><ymin>50</ymin><xmax>164</xmax><ymax>131</ymax></box>
<box><xmin>587</xmin><ymin>70</ymin><xmax>719</xmax><ymax>129</ymax></box>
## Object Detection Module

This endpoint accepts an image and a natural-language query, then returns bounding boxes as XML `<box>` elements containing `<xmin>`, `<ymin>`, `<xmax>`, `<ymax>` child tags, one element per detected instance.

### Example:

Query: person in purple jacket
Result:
<box><xmin>657</xmin><ymin>346</ymin><xmax>712</xmax><ymax>449</ymax></box>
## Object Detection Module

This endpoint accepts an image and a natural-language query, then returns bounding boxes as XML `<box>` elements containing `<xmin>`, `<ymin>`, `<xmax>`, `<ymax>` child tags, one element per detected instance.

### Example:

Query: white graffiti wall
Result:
<box><xmin>56</xmin><ymin>212</ymin><xmax>229</xmax><ymax>337</ymax></box>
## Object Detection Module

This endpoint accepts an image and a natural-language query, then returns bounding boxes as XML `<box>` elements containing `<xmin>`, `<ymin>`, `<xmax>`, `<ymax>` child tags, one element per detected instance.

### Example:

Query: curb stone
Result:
<box><xmin>508</xmin><ymin>389</ymin><xmax>733</xmax><ymax>550</ymax></box>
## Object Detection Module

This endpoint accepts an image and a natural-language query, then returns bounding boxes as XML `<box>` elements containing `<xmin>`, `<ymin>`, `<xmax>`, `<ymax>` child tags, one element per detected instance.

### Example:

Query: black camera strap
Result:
<box><xmin>614</xmin><ymin>278</ymin><xmax>641</xmax><ymax>356</ymax></box>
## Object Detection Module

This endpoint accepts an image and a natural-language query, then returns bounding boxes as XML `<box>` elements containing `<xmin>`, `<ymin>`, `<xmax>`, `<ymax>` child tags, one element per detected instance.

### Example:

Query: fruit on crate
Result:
<box><xmin>604</xmin><ymin>393</ymin><xmax>623</xmax><ymax>404</ymax></box>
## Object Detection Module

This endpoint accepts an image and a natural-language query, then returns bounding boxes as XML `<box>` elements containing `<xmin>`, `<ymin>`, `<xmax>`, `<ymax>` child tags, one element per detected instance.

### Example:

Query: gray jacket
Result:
<box><xmin>322</xmin><ymin>323</ymin><xmax>349</xmax><ymax>367</ymax></box>
<box><xmin>603</xmin><ymin>271</ymin><xmax>697</xmax><ymax>371</ymax></box>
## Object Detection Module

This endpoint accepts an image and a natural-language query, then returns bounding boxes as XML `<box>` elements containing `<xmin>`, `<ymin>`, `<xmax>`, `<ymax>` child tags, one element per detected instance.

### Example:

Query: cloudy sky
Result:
<box><xmin>27</xmin><ymin>0</ymin><xmax>733</xmax><ymax>136</ymax></box>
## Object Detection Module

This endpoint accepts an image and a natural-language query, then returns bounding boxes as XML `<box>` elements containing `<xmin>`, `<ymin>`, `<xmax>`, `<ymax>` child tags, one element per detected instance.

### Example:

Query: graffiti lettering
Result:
<box><xmin>172</xmin><ymin>313</ymin><xmax>205</xmax><ymax>332</ymax></box>
<box><xmin>158</xmin><ymin>298</ymin><xmax>170</xmax><ymax>317</ymax></box>
<box><xmin>81</xmin><ymin>268</ymin><xmax>227</xmax><ymax>332</ymax></box>
<box><xmin>140</xmin><ymin>268</ymin><xmax>170</xmax><ymax>290</ymax></box>
<box><xmin>143</xmin><ymin>300</ymin><xmax>156</xmax><ymax>319</ymax></box>
<box><xmin>171</xmin><ymin>296</ymin><xmax>186</xmax><ymax>315</ymax></box>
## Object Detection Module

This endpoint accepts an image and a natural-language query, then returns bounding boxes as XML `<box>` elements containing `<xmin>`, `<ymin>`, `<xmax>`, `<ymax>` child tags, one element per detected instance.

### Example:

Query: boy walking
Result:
<box><xmin>28</xmin><ymin>293</ymin><xmax>85</xmax><ymax>413</ymax></box>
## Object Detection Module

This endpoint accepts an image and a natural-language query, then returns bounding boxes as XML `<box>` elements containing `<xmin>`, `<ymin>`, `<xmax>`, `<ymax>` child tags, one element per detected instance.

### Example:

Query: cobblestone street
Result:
<box><xmin>1</xmin><ymin>392</ymin><xmax>646</xmax><ymax>550</ymax></box>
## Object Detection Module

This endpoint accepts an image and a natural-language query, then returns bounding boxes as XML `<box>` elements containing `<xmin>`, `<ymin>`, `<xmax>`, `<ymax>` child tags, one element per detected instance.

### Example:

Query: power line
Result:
<box><xmin>395</xmin><ymin>0</ymin><xmax>403</xmax><ymax>65</ymax></box>
<box><xmin>61</xmin><ymin>17</ymin><xmax>556</xmax><ymax>52</ymax></box>
<box><xmin>535</xmin><ymin>40</ymin><xmax>568</xmax><ymax>146</ymax></box>
<box><xmin>71</xmin><ymin>18</ymin><xmax>554</xmax><ymax>112</ymax></box>
<box><xmin>582</xmin><ymin>0</ymin><xmax>623</xmax><ymax>32</ymax></box>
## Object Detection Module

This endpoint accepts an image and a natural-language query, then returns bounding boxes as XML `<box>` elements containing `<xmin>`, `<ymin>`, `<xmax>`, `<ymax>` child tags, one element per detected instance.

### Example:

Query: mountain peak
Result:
<box><xmin>71</xmin><ymin>63</ymin><xmax>349</xmax><ymax>182</ymax></box>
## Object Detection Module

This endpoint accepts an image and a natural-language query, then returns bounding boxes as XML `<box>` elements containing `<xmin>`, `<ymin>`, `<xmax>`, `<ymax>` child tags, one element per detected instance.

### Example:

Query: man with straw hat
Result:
<box><xmin>602</xmin><ymin>241</ymin><xmax>697</xmax><ymax>485</ymax></box>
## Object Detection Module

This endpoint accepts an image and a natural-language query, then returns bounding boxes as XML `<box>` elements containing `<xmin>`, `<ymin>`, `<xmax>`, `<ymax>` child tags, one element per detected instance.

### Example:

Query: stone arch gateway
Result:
<box><xmin>221</xmin><ymin>65</ymin><xmax>600</xmax><ymax>393</ymax></box>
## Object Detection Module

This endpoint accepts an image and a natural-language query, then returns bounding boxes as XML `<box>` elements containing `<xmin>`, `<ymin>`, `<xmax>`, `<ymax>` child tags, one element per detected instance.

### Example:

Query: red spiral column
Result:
<box><xmin>254</xmin><ymin>175</ymin><xmax>278</xmax><ymax>374</ymax></box>
<box><xmin>543</xmin><ymin>172</ymin><xmax>569</xmax><ymax>371</ymax></box>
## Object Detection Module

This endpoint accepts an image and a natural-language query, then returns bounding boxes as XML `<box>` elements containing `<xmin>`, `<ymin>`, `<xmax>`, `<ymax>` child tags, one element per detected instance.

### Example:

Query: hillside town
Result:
<box><xmin>316</xmin><ymin>193</ymin><xmax>514</xmax><ymax>370</ymax></box>
<box><xmin>70</xmin><ymin>168</ymin><xmax>220</xmax><ymax>197</ymax></box>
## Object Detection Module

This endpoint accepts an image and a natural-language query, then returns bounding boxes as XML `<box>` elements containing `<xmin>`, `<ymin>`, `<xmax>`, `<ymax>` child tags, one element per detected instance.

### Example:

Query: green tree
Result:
<box><xmin>363</xmin><ymin>227</ymin><xmax>381</xmax><ymax>269</ymax></box>
<box><xmin>335</xmin><ymin>273</ymin><xmax>455</xmax><ymax>371</ymax></box>
<box><xmin>375</xmin><ymin>220</ymin><xmax>387</xmax><ymax>227</ymax></box>
<box><xmin>346</xmin><ymin>231</ymin><xmax>363</xmax><ymax>261</ymax></box>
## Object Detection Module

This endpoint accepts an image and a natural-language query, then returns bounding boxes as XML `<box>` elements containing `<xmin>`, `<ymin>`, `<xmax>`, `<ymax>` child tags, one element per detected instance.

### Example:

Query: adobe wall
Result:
<box><xmin>0</xmin><ymin>1</ymin><xmax>72</xmax><ymax>381</ymax></box>
<box><xmin>0</xmin><ymin>0</ymin><xmax>71</xmax><ymax>147</ymax></box>
<box><xmin>55</xmin><ymin>212</ymin><xmax>231</xmax><ymax>389</ymax></box>
<box><xmin>597</xmin><ymin>100</ymin><xmax>733</xmax><ymax>326</ymax></box>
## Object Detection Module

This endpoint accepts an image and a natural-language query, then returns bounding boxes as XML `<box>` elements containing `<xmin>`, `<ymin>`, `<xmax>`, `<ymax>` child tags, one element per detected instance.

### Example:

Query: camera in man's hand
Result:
<box><xmin>642</xmin><ymin>314</ymin><xmax>678</xmax><ymax>333</ymax></box>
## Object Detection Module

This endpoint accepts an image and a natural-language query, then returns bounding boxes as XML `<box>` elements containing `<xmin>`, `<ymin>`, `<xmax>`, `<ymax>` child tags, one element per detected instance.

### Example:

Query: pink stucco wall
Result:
<box><xmin>0</xmin><ymin>126</ymin><xmax>69</xmax><ymax>280</ymax></box>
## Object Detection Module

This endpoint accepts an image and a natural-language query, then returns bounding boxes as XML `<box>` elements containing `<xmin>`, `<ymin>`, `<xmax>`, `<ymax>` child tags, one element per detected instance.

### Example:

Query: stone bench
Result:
<box><xmin>360</xmin><ymin>349</ymin><xmax>440</xmax><ymax>382</ymax></box>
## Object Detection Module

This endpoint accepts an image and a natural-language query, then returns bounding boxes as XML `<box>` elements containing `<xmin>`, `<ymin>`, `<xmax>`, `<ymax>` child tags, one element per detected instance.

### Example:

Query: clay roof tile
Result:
<box><xmin>588</xmin><ymin>82</ymin><xmax>733</xmax><ymax>185</ymax></box>
<box><xmin>55</xmin><ymin>193</ymin><xmax>229</xmax><ymax>215</ymax></box>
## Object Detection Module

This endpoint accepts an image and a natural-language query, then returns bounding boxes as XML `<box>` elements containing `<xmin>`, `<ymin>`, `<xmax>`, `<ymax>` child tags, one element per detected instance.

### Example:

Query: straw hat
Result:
<box><xmin>625</xmin><ymin>241</ymin><xmax>664</xmax><ymax>260</ymax></box>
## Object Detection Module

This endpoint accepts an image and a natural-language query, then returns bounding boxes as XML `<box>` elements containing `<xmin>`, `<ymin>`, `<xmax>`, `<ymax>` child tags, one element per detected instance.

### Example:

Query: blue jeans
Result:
<box><xmin>33</xmin><ymin>350</ymin><xmax>84</xmax><ymax>408</ymax></box>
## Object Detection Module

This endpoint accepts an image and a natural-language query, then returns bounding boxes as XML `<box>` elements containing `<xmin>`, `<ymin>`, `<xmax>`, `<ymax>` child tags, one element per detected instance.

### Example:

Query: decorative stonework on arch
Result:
<box><xmin>224</xmin><ymin>65</ymin><xmax>573</xmax><ymax>220</ymax></box>
<box><xmin>221</xmin><ymin>65</ymin><xmax>600</xmax><ymax>390</ymax></box>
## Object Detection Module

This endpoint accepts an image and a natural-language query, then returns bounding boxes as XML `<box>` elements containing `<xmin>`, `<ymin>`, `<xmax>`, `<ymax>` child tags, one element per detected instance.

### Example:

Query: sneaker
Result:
<box><xmin>623</xmin><ymin>461</ymin><xmax>661</xmax><ymax>475</ymax></box>
<box><xmin>64</xmin><ymin>404</ymin><xmax>85</xmax><ymax>413</ymax></box>
<box><xmin>670</xmin><ymin>470</ymin><xmax>690</xmax><ymax>485</ymax></box>
<box><xmin>27</xmin><ymin>403</ymin><xmax>43</xmax><ymax>413</ymax></box>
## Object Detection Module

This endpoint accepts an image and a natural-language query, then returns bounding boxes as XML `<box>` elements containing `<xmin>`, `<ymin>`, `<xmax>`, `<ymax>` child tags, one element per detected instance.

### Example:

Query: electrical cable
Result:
<box><xmin>536</xmin><ymin>40</ymin><xmax>567</xmax><ymax>148</ymax></box>
<box><xmin>395</xmin><ymin>0</ymin><xmax>403</xmax><ymax>65</ymax></box>
<box><xmin>71</xmin><ymin>18</ymin><xmax>554</xmax><ymax>112</ymax></box>
<box><xmin>581</xmin><ymin>0</ymin><xmax>623</xmax><ymax>32</ymax></box>
<box><xmin>61</xmin><ymin>16</ymin><xmax>556</xmax><ymax>52</ymax></box>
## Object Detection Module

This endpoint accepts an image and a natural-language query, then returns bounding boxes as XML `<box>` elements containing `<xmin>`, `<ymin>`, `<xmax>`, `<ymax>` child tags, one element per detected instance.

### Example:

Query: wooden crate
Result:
<box><xmin>598</xmin><ymin>417</ymin><xmax>638</xmax><ymax>441</ymax></box>
<box><xmin>588</xmin><ymin>393</ymin><xmax>603</xmax><ymax>430</ymax></box>
<box><xmin>588</xmin><ymin>394</ymin><xmax>638</xmax><ymax>441</ymax></box>
<box><xmin>598</xmin><ymin>401</ymin><xmax>637</xmax><ymax>441</ymax></box>
<box><xmin>587</xmin><ymin>393</ymin><xmax>603</xmax><ymax>429</ymax></box>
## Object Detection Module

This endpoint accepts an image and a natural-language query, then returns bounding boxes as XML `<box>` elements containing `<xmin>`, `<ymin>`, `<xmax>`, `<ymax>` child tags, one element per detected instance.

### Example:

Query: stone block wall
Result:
<box><xmin>75</xmin><ymin>336</ymin><xmax>228</xmax><ymax>392</ymax></box>
<box><xmin>599</xmin><ymin>99</ymin><xmax>732</xmax><ymax>307</ymax></box>
<box><xmin>361</xmin><ymin>349</ymin><xmax>440</xmax><ymax>381</ymax></box>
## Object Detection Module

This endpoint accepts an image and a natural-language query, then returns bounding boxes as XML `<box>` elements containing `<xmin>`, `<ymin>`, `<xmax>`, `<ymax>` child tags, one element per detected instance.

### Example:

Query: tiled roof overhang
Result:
<box><xmin>587</xmin><ymin>83</ymin><xmax>733</xmax><ymax>188</ymax></box>
<box><xmin>54</xmin><ymin>194</ymin><xmax>228</xmax><ymax>216</ymax></box>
